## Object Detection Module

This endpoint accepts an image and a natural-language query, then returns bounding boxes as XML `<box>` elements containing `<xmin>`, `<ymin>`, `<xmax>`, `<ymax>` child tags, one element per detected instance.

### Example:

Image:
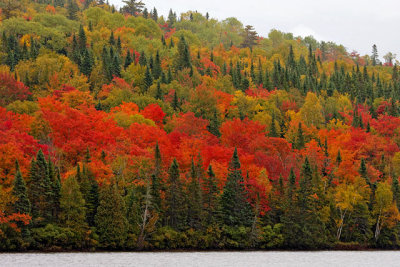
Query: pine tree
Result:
<box><xmin>220</xmin><ymin>148</ymin><xmax>253</xmax><ymax>227</ymax></box>
<box><xmin>175</xmin><ymin>35</ymin><xmax>191</xmax><ymax>71</ymax></box>
<box><xmin>78</xmin><ymin>25</ymin><xmax>87</xmax><ymax>51</ymax></box>
<box><xmin>28</xmin><ymin>150</ymin><xmax>54</xmax><ymax>224</ymax></box>
<box><xmin>152</xmin><ymin>7</ymin><xmax>158</xmax><ymax>21</ymax></box>
<box><xmin>186</xmin><ymin>158</ymin><xmax>203</xmax><ymax>229</ymax></box>
<box><xmin>12</xmin><ymin>161</ymin><xmax>31</xmax><ymax>215</ymax></box>
<box><xmin>167</xmin><ymin>9</ymin><xmax>176</xmax><ymax>27</ymax></box>
<box><xmin>172</xmin><ymin>90</ymin><xmax>179</xmax><ymax>111</ymax></box>
<box><xmin>122</xmin><ymin>0</ymin><xmax>145</xmax><ymax>16</ymax></box>
<box><xmin>67</xmin><ymin>0</ymin><xmax>79</xmax><ymax>20</ymax></box>
<box><xmin>208</xmin><ymin>110</ymin><xmax>221</xmax><ymax>137</ymax></box>
<box><xmin>155</xmin><ymin>82</ymin><xmax>163</xmax><ymax>100</ymax></box>
<box><xmin>269</xmin><ymin>114</ymin><xmax>278</xmax><ymax>137</ymax></box>
<box><xmin>165</xmin><ymin>159</ymin><xmax>186</xmax><ymax>230</ymax></box>
<box><xmin>143</xmin><ymin>8</ymin><xmax>148</xmax><ymax>19</ymax></box>
<box><xmin>124</xmin><ymin>51</ymin><xmax>132</xmax><ymax>69</ymax></box>
<box><xmin>336</xmin><ymin>149</ymin><xmax>342</xmax><ymax>166</ymax></box>
<box><xmin>151</xmin><ymin>143</ymin><xmax>163</xmax><ymax>212</ymax></box>
<box><xmin>139</xmin><ymin>51</ymin><xmax>147</xmax><ymax>66</ymax></box>
<box><xmin>295</xmin><ymin>122</ymin><xmax>305</xmax><ymax>149</ymax></box>
<box><xmin>203</xmin><ymin>165</ymin><xmax>219</xmax><ymax>225</ymax></box>
<box><xmin>95</xmin><ymin>183</ymin><xmax>128</xmax><ymax>249</ymax></box>
<box><xmin>152</xmin><ymin>50</ymin><xmax>162</xmax><ymax>79</ymax></box>
<box><xmin>241</xmin><ymin>25</ymin><xmax>258</xmax><ymax>49</ymax></box>
<box><xmin>143</xmin><ymin>66</ymin><xmax>153</xmax><ymax>92</ymax></box>
<box><xmin>359</xmin><ymin>158</ymin><xmax>370</xmax><ymax>186</ymax></box>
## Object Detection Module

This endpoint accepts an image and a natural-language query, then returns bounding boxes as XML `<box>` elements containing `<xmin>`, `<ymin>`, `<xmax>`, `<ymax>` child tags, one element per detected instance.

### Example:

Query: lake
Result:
<box><xmin>1</xmin><ymin>251</ymin><xmax>400</xmax><ymax>267</ymax></box>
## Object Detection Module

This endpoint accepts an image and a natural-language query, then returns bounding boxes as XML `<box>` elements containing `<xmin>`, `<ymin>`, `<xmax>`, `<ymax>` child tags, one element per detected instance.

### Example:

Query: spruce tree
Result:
<box><xmin>172</xmin><ymin>90</ymin><xmax>179</xmax><ymax>111</ymax></box>
<box><xmin>139</xmin><ymin>51</ymin><xmax>147</xmax><ymax>66</ymax></box>
<box><xmin>155</xmin><ymin>82</ymin><xmax>163</xmax><ymax>100</ymax></box>
<box><xmin>295</xmin><ymin>122</ymin><xmax>305</xmax><ymax>149</ymax></box>
<box><xmin>12</xmin><ymin>161</ymin><xmax>31</xmax><ymax>215</ymax></box>
<box><xmin>95</xmin><ymin>183</ymin><xmax>128</xmax><ymax>249</ymax></box>
<box><xmin>86</xmin><ymin>179</ymin><xmax>99</xmax><ymax>227</ymax></box>
<box><xmin>152</xmin><ymin>50</ymin><xmax>162</xmax><ymax>79</ymax></box>
<box><xmin>269</xmin><ymin>114</ymin><xmax>278</xmax><ymax>137</ymax></box>
<box><xmin>187</xmin><ymin>158</ymin><xmax>203</xmax><ymax>230</ymax></box>
<box><xmin>175</xmin><ymin>35</ymin><xmax>191</xmax><ymax>71</ymax></box>
<box><xmin>208</xmin><ymin>110</ymin><xmax>221</xmax><ymax>137</ymax></box>
<box><xmin>67</xmin><ymin>0</ymin><xmax>79</xmax><ymax>20</ymax></box>
<box><xmin>124</xmin><ymin>51</ymin><xmax>132</xmax><ymax>69</ymax></box>
<box><xmin>151</xmin><ymin>143</ymin><xmax>163</xmax><ymax>212</ymax></box>
<box><xmin>359</xmin><ymin>158</ymin><xmax>370</xmax><ymax>186</ymax></box>
<box><xmin>203</xmin><ymin>165</ymin><xmax>219</xmax><ymax>225</ymax></box>
<box><xmin>220</xmin><ymin>148</ymin><xmax>253</xmax><ymax>227</ymax></box>
<box><xmin>28</xmin><ymin>150</ymin><xmax>54</xmax><ymax>224</ymax></box>
<box><xmin>165</xmin><ymin>159</ymin><xmax>186</xmax><ymax>230</ymax></box>
<box><xmin>143</xmin><ymin>66</ymin><xmax>153</xmax><ymax>92</ymax></box>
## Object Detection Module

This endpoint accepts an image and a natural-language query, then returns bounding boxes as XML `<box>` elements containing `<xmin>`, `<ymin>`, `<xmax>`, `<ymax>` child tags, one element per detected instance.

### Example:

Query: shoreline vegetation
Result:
<box><xmin>2</xmin><ymin>0</ymin><xmax>400</xmax><ymax>252</ymax></box>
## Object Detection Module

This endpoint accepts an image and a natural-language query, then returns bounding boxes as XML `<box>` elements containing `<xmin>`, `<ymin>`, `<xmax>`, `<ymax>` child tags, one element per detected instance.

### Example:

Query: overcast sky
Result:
<box><xmin>109</xmin><ymin>0</ymin><xmax>399</xmax><ymax>59</ymax></box>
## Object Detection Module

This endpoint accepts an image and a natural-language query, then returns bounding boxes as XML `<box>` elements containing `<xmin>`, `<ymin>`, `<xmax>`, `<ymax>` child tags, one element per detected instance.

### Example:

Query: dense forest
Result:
<box><xmin>1</xmin><ymin>0</ymin><xmax>400</xmax><ymax>251</ymax></box>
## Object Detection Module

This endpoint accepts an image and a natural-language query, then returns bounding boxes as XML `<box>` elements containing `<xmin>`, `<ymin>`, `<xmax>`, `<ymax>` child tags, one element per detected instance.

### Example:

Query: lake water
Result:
<box><xmin>1</xmin><ymin>251</ymin><xmax>400</xmax><ymax>267</ymax></box>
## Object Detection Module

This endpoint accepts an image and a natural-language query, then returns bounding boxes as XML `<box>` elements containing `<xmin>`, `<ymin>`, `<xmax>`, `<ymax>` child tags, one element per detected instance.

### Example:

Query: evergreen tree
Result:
<box><xmin>269</xmin><ymin>114</ymin><xmax>278</xmax><ymax>137</ymax></box>
<box><xmin>203</xmin><ymin>165</ymin><xmax>219</xmax><ymax>225</ymax></box>
<box><xmin>95</xmin><ymin>183</ymin><xmax>128</xmax><ymax>249</ymax></box>
<box><xmin>78</xmin><ymin>25</ymin><xmax>87</xmax><ymax>51</ymax></box>
<box><xmin>175</xmin><ymin>36</ymin><xmax>191</xmax><ymax>71</ymax></box>
<box><xmin>165</xmin><ymin>159</ymin><xmax>186</xmax><ymax>230</ymax></box>
<box><xmin>220</xmin><ymin>148</ymin><xmax>253</xmax><ymax>227</ymax></box>
<box><xmin>155</xmin><ymin>82</ymin><xmax>163</xmax><ymax>100</ymax></box>
<box><xmin>152</xmin><ymin>7</ymin><xmax>158</xmax><ymax>21</ymax></box>
<box><xmin>295</xmin><ymin>122</ymin><xmax>305</xmax><ymax>149</ymax></box>
<box><xmin>139</xmin><ymin>51</ymin><xmax>147</xmax><ymax>66</ymax></box>
<box><xmin>151</xmin><ymin>143</ymin><xmax>163</xmax><ymax>212</ymax></box>
<box><xmin>124</xmin><ymin>51</ymin><xmax>132</xmax><ymax>69</ymax></box>
<box><xmin>143</xmin><ymin>66</ymin><xmax>153</xmax><ymax>92</ymax></box>
<box><xmin>28</xmin><ymin>150</ymin><xmax>54</xmax><ymax>224</ymax></box>
<box><xmin>336</xmin><ymin>149</ymin><xmax>342</xmax><ymax>166</ymax></box>
<box><xmin>172</xmin><ymin>90</ymin><xmax>179</xmax><ymax>111</ymax></box>
<box><xmin>12</xmin><ymin>161</ymin><xmax>31</xmax><ymax>215</ymax></box>
<box><xmin>67</xmin><ymin>0</ymin><xmax>79</xmax><ymax>20</ymax></box>
<box><xmin>186</xmin><ymin>158</ymin><xmax>203</xmax><ymax>229</ymax></box>
<box><xmin>122</xmin><ymin>0</ymin><xmax>145</xmax><ymax>16</ymax></box>
<box><xmin>208</xmin><ymin>110</ymin><xmax>221</xmax><ymax>137</ymax></box>
<box><xmin>152</xmin><ymin>51</ymin><xmax>162</xmax><ymax>79</ymax></box>
<box><xmin>241</xmin><ymin>25</ymin><xmax>258</xmax><ymax>49</ymax></box>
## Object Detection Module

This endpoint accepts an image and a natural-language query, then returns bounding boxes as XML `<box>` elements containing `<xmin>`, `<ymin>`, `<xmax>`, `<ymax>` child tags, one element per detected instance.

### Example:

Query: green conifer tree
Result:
<box><xmin>220</xmin><ymin>148</ymin><xmax>253</xmax><ymax>227</ymax></box>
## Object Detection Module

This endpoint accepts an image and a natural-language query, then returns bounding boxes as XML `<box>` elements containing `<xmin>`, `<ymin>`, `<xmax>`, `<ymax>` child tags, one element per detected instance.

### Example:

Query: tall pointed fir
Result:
<box><xmin>12</xmin><ymin>161</ymin><xmax>31</xmax><ymax>216</ymax></box>
<box><xmin>203</xmin><ymin>165</ymin><xmax>219</xmax><ymax>225</ymax></box>
<box><xmin>220</xmin><ymin>148</ymin><xmax>253</xmax><ymax>227</ymax></box>
<box><xmin>28</xmin><ymin>150</ymin><xmax>54</xmax><ymax>224</ymax></box>
<box><xmin>151</xmin><ymin>143</ymin><xmax>163</xmax><ymax>213</ymax></box>
<box><xmin>175</xmin><ymin>35</ymin><xmax>191</xmax><ymax>71</ymax></box>
<box><xmin>187</xmin><ymin>158</ymin><xmax>203</xmax><ymax>230</ymax></box>
<box><xmin>95</xmin><ymin>183</ymin><xmax>128</xmax><ymax>249</ymax></box>
<box><xmin>165</xmin><ymin>159</ymin><xmax>186</xmax><ymax>230</ymax></box>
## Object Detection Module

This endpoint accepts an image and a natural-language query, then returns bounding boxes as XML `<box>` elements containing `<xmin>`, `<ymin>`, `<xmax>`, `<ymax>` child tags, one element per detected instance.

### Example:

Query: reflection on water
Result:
<box><xmin>1</xmin><ymin>251</ymin><xmax>400</xmax><ymax>267</ymax></box>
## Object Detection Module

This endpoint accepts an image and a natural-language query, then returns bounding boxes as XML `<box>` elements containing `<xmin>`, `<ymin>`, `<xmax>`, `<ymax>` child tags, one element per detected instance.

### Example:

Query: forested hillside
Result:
<box><xmin>1</xmin><ymin>0</ymin><xmax>400</xmax><ymax>251</ymax></box>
